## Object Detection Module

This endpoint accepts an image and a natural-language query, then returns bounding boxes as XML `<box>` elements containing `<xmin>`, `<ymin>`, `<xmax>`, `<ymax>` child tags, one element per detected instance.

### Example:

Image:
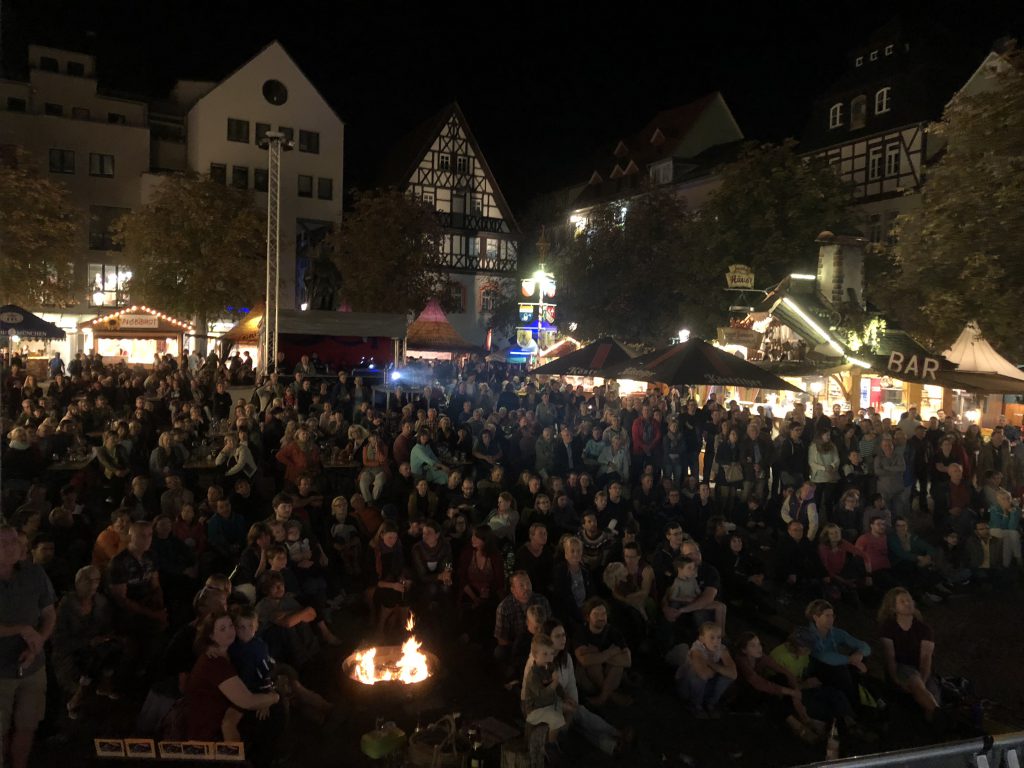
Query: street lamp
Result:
<box><xmin>257</xmin><ymin>130</ymin><xmax>294</xmax><ymax>374</ymax></box>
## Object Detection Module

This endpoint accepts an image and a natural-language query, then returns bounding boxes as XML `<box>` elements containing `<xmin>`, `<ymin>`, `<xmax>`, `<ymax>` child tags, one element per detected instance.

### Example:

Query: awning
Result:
<box><xmin>605</xmin><ymin>338</ymin><xmax>804</xmax><ymax>392</ymax></box>
<box><xmin>934</xmin><ymin>371</ymin><xmax>1024</xmax><ymax>394</ymax></box>
<box><xmin>530</xmin><ymin>336</ymin><xmax>637</xmax><ymax>377</ymax></box>
<box><xmin>0</xmin><ymin>305</ymin><xmax>66</xmax><ymax>339</ymax></box>
<box><xmin>942</xmin><ymin>322</ymin><xmax>1024</xmax><ymax>381</ymax></box>
<box><xmin>77</xmin><ymin>305</ymin><xmax>194</xmax><ymax>334</ymax></box>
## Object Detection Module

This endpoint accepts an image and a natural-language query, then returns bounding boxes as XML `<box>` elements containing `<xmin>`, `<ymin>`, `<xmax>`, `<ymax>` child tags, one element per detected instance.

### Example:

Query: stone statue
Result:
<box><xmin>303</xmin><ymin>243</ymin><xmax>343</xmax><ymax>310</ymax></box>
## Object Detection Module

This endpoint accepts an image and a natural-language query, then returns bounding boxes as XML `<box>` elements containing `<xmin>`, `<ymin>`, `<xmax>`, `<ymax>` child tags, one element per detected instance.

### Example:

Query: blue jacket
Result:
<box><xmin>808</xmin><ymin>623</ymin><xmax>871</xmax><ymax>667</ymax></box>
<box><xmin>987</xmin><ymin>504</ymin><xmax>1021</xmax><ymax>532</ymax></box>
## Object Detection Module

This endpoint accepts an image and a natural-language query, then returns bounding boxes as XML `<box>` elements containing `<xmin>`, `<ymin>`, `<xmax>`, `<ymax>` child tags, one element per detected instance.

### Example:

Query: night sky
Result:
<box><xmin>2</xmin><ymin>0</ymin><xmax>1021</xmax><ymax>209</ymax></box>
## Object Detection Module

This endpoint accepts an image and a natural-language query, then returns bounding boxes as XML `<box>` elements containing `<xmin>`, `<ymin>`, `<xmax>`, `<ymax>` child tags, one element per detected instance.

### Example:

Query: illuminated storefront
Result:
<box><xmin>78</xmin><ymin>305</ymin><xmax>194</xmax><ymax>365</ymax></box>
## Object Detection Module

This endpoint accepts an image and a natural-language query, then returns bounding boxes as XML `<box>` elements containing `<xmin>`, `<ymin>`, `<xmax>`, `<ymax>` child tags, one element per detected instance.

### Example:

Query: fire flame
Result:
<box><xmin>351</xmin><ymin>612</ymin><xmax>430</xmax><ymax>685</ymax></box>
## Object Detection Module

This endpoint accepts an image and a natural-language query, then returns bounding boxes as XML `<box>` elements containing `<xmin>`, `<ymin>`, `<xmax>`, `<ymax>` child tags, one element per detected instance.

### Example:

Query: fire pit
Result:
<box><xmin>342</xmin><ymin>614</ymin><xmax>440</xmax><ymax>701</ymax></box>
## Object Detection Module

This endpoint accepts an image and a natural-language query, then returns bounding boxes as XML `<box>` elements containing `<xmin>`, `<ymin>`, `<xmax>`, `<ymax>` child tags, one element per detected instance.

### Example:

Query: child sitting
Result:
<box><xmin>329</xmin><ymin>495</ymin><xmax>362</xmax><ymax>577</ymax></box>
<box><xmin>665</xmin><ymin>557</ymin><xmax>701</xmax><ymax>610</ymax></box>
<box><xmin>677</xmin><ymin>622</ymin><xmax>737</xmax><ymax>719</ymax></box>
<box><xmin>522</xmin><ymin>633</ymin><xmax>567</xmax><ymax>748</ymax></box>
<box><xmin>284</xmin><ymin>520</ymin><xmax>315</xmax><ymax>570</ymax></box>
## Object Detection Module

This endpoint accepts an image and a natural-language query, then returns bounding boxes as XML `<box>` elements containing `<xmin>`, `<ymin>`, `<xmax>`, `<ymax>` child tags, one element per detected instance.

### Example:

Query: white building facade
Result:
<box><xmin>1</xmin><ymin>42</ymin><xmax>344</xmax><ymax>361</ymax></box>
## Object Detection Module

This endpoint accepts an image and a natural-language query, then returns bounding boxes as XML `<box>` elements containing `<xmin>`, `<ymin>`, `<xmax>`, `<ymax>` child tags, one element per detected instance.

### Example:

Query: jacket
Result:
<box><xmin>808</xmin><ymin>624</ymin><xmax>871</xmax><ymax>667</ymax></box>
<box><xmin>874</xmin><ymin>450</ymin><xmax>907</xmax><ymax>496</ymax></box>
<box><xmin>977</xmin><ymin>441</ymin><xmax>1015</xmax><ymax>488</ymax></box>
<box><xmin>808</xmin><ymin>442</ymin><xmax>840</xmax><ymax>484</ymax></box>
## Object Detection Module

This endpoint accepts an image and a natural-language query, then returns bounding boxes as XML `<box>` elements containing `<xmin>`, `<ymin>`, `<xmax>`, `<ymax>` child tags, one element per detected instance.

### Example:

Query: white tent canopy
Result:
<box><xmin>943</xmin><ymin>321</ymin><xmax>1024</xmax><ymax>381</ymax></box>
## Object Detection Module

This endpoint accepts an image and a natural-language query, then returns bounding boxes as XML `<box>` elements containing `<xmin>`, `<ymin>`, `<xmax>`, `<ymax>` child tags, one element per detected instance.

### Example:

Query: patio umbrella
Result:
<box><xmin>529</xmin><ymin>337</ymin><xmax>637</xmax><ymax>377</ymax></box>
<box><xmin>606</xmin><ymin>338</ymin><xmax>804</xmax><ymax>392</ymax></box>
<box><xmin>0</xmin><ymin>305</ymin><xmax>66</xmax><ymax>339</ymax></box>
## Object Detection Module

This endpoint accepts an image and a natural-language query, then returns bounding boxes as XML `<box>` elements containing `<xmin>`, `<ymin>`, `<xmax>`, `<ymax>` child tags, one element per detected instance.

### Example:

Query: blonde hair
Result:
<box><xmin>530</xmin><ymin>633</ymin><xmax>555</xmax><ymax>655</ymax></box>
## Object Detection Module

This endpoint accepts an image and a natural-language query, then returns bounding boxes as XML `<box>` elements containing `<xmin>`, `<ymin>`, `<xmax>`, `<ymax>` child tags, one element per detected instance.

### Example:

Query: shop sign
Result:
<box><xmin>716</xmin><ymin>327</ymin><xmax>763</xmax><ymax>348</ymax></box>
<box><xmin>887</xmin><ymin>352</ymin><xmax>939</xmax><ymax>381</ymax></box>
<box><xmin>117</xmin><ymin>314</ymin><xmax>160</xmax><ymax>329</ymax></box>
<box><xmin>726</xmin><ymin>264</ymin><xmax>755</xmax><ymax>289</ymax></box>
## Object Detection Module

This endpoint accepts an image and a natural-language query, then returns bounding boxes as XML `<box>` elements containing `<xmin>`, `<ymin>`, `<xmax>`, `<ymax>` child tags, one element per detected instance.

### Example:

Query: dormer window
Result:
<box><xmin>884</xmin><ymin>44</ymin><xmax>894</xmax><ymax>56</ymax></box>
<box><xmin>855</xmin><ymin>56</ymin><xmax>863</xmax><ymax>67</ymax></box>
<box><xmin>870</xmin><ymin>50</ymin><xmax>879</xmax><ymax>61</ymax></box>
<box><xmin>829</xmin><ymin>103</ymin><xmax>843</xmax><ymax>129</ymax></box>
<box><xmin>875</xmin><ymin>87</ymin><xmax>892</xmax><ymax>114</ymax></box>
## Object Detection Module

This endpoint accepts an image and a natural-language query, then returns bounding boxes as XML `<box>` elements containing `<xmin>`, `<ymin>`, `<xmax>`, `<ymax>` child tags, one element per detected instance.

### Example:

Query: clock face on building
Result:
<box><xmin>262</xmin><ymin>79</ymin><xmax>288</xmax><ymax>105</ymax></box>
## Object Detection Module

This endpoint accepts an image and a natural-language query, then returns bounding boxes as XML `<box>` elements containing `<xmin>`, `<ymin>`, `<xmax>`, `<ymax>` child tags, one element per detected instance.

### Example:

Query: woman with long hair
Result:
<box><xmin>183</xmin><ymin>610</ymin><xmax>280</xmax><ymax>756</ymax></box>
<box><xmin>877</xmin><ymin>587</ymin><xmax>940</xmax><ymax>720</ymax></box>
<box><xmin>817</xmin><ymin>523</ymin><xmax>866</xmax><ymax>603</ymax></box>
<box><xmin>529</xmin><ymin>618</ymin><xmax>630</xmax><ymax>756</ymax></box>
<box><xmin>370</xmin><ymin>521</ymin><xmax>410</xmax><ymax>632</ymax></box>
<box><xmin>457</xmin><ymin>524</ymin><xmax>505</xmax><ymax>644</ymax></box>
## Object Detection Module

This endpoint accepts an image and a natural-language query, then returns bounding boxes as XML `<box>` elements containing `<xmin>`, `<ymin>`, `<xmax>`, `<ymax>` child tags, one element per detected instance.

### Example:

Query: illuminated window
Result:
<box><xmin>87</xmin><ymin>263</ymin><xmax>131</xmax><ymax>307</ymax></box>
<box><xmin>828</xmin><ymin>103</ymin><xmax>843</xmax><ymax>129</ymax></box>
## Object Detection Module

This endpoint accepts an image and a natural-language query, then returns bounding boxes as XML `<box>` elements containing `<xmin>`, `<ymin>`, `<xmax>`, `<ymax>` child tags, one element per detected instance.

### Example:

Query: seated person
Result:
<box><xmin>574</xmin><ymin>598</ymin><xmax>633</xmax><ymax>707</ymax></box>
<box><xmin>254</xmin><ymin>571</ymin><xmax>321</xmax><ymax>670</ymax></box>
<box><xmin>522</xmin><ymin>633</ymin><xmax>569</xmax><ymax>751</ymax></box>
<box><xmin>513</xmin><ymin>523</ymin><xmax>554</xmax><ymax>597</ymax></box>
<box><xmin>663</xmin><ymin>556</ymin><xmax>727</xmax><ymax>633</ymax></box>
<box><xmin>579</xmin><ymin>511</ymin><xmax>614</xmax><ymax>576</ymax></box>
<box><xmin>183</xmin><ymin>610</ymin><xmax>280</xmax><ymax>749</ymax></box>
<box><xmin>551</xmin><ymin>535</ymin><xmax>594</xmax><ymax>625</ymax></box>
<box><xmin>805</xmin><ymin>599</ymin><xmax>871</xmax><ymax>713</ymax></box>
<box><xmin>817</xmin><ymin>523</ymin><xmax>867</xmax><ymax>603</ymax></box>
<box><xmin>494</xmin><ymin>571</ymin><xmax>551</xmax><ymax>663</ymax></box>
<box><xmin>877</xmin><ymin>588</ymin><xmax>940</xmax><ymax>721</ymax></box>
<box><xmin>329</xmin><ymin>495</ymin><xmax>363</xmax><ymax>579</ymax></box>
<box><xmin>676</xmin><ymin>621</ymin><xmax>736</xmax><ymax>718</ymax></box>
<box><xmin>774</xmin><ymin>520</ymin><xmax>825</xmax><ymax>595</ymax></box>
<box><xmin>733</xmin><ymin>631</ymin><xmax>820</xmax><ymax>743</ymax></box>
<box><xmin>965</xmin><ymin>517</ymin><xmax>1008</xmax><ymax>589</ymax></box>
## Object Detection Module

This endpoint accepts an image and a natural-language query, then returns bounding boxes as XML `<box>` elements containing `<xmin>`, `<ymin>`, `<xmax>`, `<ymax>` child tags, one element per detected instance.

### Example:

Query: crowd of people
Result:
<box><xmin>1</xmin><ymin>346</ymin><xmax>1022</xmax><ymax>766</ymax></box>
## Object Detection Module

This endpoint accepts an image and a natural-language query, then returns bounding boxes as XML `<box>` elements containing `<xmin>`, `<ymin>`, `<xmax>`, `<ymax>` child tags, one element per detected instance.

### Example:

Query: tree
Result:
<box><xmin>551</xmin><ymin>187</ymin><xmax>699</xmax><ymax>345</ymax></box>
<box><xmin>114</xmin><ymin>173</ymin><xmax>265</xmax><ymax>325</ymax></box>
<box><xmin>0</xmin><ymin>149</ymin><xmax>81</xmax><ymax>306</ymax></box>
<box><xmin>329</xmin><ymin>188</ymin><xmax>454</xmax><ymax>313</ymax></box>
<box><xmin>877</xmin><ymin>49</ymin><xmax>1024</xmax><ymax>357</ymax></box>
<box><xmin>691</xmin><ymin>139</ymin><xmax>857</xmax><ymax>289</ymax></box>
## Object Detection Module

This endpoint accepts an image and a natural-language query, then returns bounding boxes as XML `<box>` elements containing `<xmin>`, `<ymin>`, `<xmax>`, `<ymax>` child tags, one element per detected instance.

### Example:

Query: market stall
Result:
<box><xmin>77</xmin><ymin>305</ymin><xmax>193</xmax><ymax>365</ymax></box>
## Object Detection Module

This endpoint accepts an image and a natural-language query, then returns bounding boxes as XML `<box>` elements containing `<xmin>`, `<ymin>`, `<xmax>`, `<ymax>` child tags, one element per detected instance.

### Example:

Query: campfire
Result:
<box><xmin>345</xmin><ymin>613</ymin><xmax>437</xmax><ymax>686</ymax></box>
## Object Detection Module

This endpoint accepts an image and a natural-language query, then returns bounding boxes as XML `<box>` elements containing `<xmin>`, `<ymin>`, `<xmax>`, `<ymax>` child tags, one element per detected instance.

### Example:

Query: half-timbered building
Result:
<box><xmin>378</xmin><ymin>102</ymin><xmax>519</xmax><ymax>346</ymax></box>
<box><xmin>799</xmin><ymin>18</ymin><xmax>976</xmax><ymax>246</ymax></box>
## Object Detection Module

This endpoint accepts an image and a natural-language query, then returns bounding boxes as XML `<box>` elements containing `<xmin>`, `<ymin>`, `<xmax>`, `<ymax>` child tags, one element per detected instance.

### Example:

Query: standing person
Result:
<box><xmin>877</xmin><ymin>588</ymin><xmax>939</xmax><ymax>721</ymax></box>
<box><xmin>808</xmin><ymin>429</ymin><xmax>841</xmax><ymax>522</ymax></box>
<box><xmin>0</xmin><ymin>525</ymin><xmax>57</xmax><ymax>768</ymax></box>
<box><xmin>875</xmin><ymin>437</ymin><xmax>907</xmax><ymax>518</ymax></box>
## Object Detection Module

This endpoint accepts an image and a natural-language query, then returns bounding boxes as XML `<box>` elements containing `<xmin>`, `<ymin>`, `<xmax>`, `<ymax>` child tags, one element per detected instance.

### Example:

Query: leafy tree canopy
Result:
<box><xmin>0</xmin><ymin>148</ymin><xmax>81</xmax><ymax>307</ymax></box>
<box><xmin>693</xmin><ymin>139</ymin><xmax>857</xmax><ymax>289</ymax></box>
<box><xmin>115</xmin><ymin>172</ymin><xmax>265</xmax><ymax>323</ymax></box>
<box><xmin>329</xmin><ymin>188</ymin><xmax>458</xmax><ymax>314</ymax></box>
<box><xmin>879</xmin><ymin>49</ymin><xmax>1024</xmax><ymax>357</ymax></box>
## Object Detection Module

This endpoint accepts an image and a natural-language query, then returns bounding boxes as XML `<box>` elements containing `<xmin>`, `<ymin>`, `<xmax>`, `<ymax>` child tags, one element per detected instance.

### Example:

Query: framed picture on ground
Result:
<box><xmin>124</xmin><ymin>739</ymin><xmax>157</xmax><ymax>759</ymax></box>
<box><xmin>214</xmin><ymin>742</ymin><xmax>246</xmax><ymax>761</ymax></box>
<box><xmin>94</xmin><ymin>739</ymin><xmax>126</xmax><ymax>758</ymax></box>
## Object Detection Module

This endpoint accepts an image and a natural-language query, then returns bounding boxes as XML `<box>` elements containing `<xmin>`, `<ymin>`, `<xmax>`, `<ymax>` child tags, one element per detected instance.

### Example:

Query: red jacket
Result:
<box><xmin>631</xmin><ymin>417</ymin><xmax>663</xmax><ymax>457</ymax></box>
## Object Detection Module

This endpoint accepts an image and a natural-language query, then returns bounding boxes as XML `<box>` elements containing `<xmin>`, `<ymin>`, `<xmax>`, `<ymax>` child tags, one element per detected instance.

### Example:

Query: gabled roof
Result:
<box><xmin>375</xmin><ymin>102</ymin><xmax>520</xmax><ymax>235</ymax></box>
<box><xmin>573</xmin><ymin>139</ymin><xmax>744</xmax><ymax>209</ymax></box>
<box><xmin>187</xmin><ymin>40</ymin><xmax>344</xmax><ymax>126</ymax></box>
<box><xmin>406</xmin><ymin>299</ymin><xmax>478</xmax><ymax>352</ymax></box>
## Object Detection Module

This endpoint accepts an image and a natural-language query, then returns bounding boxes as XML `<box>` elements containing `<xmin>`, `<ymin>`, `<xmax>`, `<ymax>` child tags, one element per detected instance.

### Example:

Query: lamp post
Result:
<box><xmin>257</xmin><ymin>130</ymin><xmax>293</xmax><ymax>374</ymax></box>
